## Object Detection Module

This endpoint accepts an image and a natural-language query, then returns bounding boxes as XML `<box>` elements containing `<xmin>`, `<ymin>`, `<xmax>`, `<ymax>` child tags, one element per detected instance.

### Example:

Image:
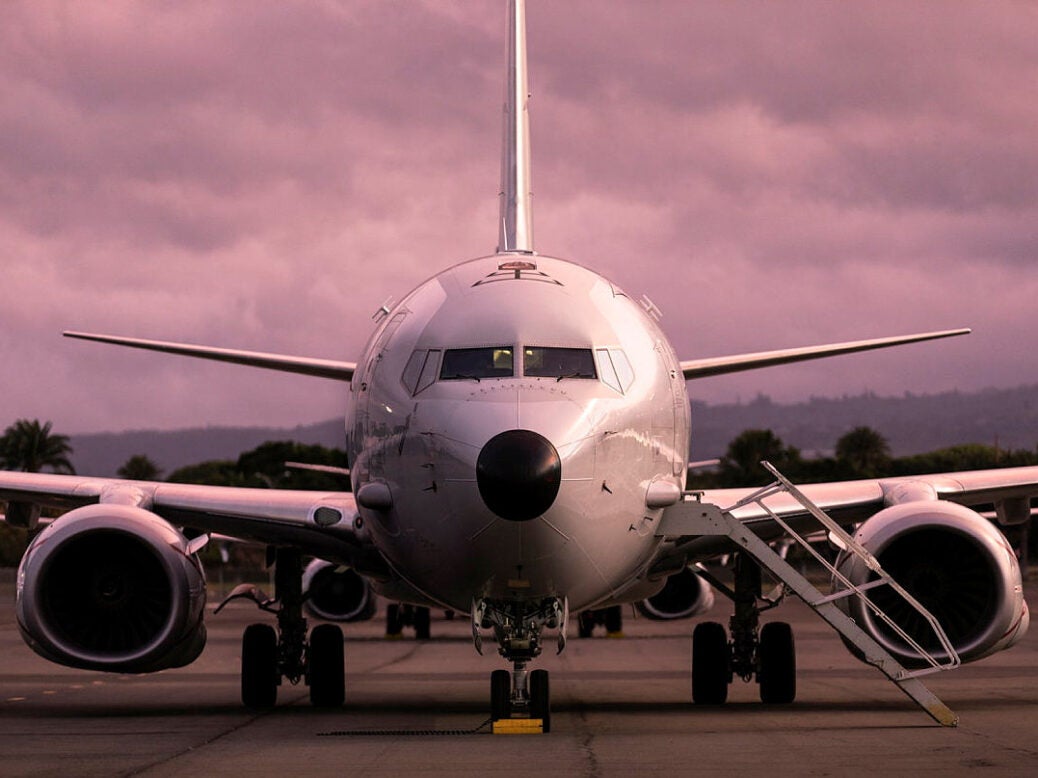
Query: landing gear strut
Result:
<box><xmin>220</xmin><ymin>548</ymin><xmax>346</xmax><ymax>708</ymax></box>
<box><xmin>576</xmin><ymin>605</ymin><xmax>623</xmax><ymax>638</ymax></box>
<box><xmin>691</xmin><ymin>554</ymin><xmax>796</xmax><ymax>705</ymax></box>
<box><xmin>475</xmin><ymin>597</ymin><xmax>564</xmax><ymax>733</ymax></box>
<box><xmin>385</xmin><ymin>603</ymin><xmax>432</xmax><ymax>639</ymax></box>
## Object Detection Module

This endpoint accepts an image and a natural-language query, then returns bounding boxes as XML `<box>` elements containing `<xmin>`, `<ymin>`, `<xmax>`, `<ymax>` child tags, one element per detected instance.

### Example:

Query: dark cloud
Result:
<box><xmin>1</xmin><ymin>0</ymin><xmax>1036</xmax><ymax>436</ymax></box>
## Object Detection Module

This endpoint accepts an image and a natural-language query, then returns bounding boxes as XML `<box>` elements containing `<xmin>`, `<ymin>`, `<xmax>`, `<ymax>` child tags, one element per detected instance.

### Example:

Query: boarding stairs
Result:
<box><xmin>660</xmin><ymin>461</ymin><xmax>960</xmax><ymax>726</ymax></box>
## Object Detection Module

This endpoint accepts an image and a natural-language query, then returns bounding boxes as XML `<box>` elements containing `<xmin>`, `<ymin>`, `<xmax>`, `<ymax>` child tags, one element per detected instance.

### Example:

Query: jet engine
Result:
<box><xmin>833</xmin><ymin>500</ymin><xmax>1028</xmax><ymax>667</ymax></box>
<box><xmin>16</xmin><ymin>504</ymin><xmax>207</xmax><ymax>673</ymax></box>
<box><xmin>302</xmin><ymin>559</ymin><xmax>376</xmax><ymax>622</ymax></box>
<box><xmin>635</xmin><ymin>567</ymin><xmax>715</xmax><ymax>620</ymax></box>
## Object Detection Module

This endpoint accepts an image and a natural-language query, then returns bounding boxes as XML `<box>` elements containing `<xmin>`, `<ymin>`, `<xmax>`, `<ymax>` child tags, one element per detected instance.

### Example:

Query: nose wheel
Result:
<box><xmin>490</xmin><ymin>666</ymin><xmax>551</xmax><ymax>733</ymax></box>
<box><xmin>477</xmin><ymin>597</ymin><xmax>564</xmax><ymax>733</ymax></box>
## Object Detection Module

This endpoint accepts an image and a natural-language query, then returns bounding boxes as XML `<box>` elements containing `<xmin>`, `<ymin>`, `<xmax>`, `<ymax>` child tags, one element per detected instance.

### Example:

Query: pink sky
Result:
<box><xmin>2</xmin><ymin>1</ymin><xmax>1037</xmax><ymax>435</ymax></box>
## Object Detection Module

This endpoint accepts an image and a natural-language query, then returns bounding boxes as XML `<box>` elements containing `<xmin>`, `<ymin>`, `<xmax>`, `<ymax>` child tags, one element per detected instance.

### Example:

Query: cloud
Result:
<box><xmin>1</xmin><ymin>0</ymin><xmax>1036</xmax><ymax>437</ymax></box>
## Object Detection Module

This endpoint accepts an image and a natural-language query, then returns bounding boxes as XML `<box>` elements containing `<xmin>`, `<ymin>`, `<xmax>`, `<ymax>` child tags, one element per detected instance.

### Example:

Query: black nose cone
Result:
<box><xmin>476</xmin><ymin>430</ymin><xmax>561</xmax><ymax>522</ymax></box>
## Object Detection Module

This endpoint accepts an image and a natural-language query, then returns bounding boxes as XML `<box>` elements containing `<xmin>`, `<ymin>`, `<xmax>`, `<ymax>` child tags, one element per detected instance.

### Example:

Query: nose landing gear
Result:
<box><xmin>474</xmin><ymin>597</ymin><xmax>565</xmax><ymax>733</ymax></box>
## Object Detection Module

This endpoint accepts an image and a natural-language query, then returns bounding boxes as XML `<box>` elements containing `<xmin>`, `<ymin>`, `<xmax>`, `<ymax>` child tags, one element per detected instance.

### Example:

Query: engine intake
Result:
<box><xmin>16</xmin><ymin>504</ymin><xmax>207</xmax><ymax>673</ymax></box>
<box><xmin>302</xmin><ymin>559</ymin><xmax>376</xmax><ymax>622</ymax></box>
<box><xmin>833</xmin><ymin>500</ymin><xmax>1028</xmax><ymax>667</ymax></box>
<box><xmin>635</xmin><ymin>567</ymin><xmax>715</xmax><ymax>620</ymax></box>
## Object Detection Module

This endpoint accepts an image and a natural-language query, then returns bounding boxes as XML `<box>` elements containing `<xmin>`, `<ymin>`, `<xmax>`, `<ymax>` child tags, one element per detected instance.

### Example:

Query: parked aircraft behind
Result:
<box><xmin>0</xmin><ymin>0</ymin><xmax>1031</xmax><ymax>731</ymax></box>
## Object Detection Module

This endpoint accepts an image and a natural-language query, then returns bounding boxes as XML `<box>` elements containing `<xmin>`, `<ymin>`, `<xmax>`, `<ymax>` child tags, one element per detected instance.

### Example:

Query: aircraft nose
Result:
<box><xmin>476</xmin><ymin>429</ymin><xmax>561</xmax><ymax>522</ymax></box>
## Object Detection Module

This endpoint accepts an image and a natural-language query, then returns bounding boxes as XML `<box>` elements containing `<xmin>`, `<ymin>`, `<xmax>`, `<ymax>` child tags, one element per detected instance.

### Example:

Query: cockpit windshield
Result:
<box><xmin>524</xmin><ymin>347</ymin><xmax>597</xmax><ymax>379</ymax></box>
<box><xmin>440</xmin><ymin>347</ymin><xmax>514</xmax><ymax>380</ymax></box>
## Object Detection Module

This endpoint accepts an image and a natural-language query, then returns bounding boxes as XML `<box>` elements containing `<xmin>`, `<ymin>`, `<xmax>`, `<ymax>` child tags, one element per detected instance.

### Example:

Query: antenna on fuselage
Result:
<box><xmin>497</xmin><ymin>0</ymin><xmax>534</xmax><ymax>255</ymax></box>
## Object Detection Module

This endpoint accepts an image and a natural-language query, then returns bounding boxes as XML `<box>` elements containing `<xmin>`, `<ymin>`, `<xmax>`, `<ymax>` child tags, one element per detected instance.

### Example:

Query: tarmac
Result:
<box><xmin>1</xmin><ymin>579</ymin><xmax>1036</xmax><ymax>776</ymax></box>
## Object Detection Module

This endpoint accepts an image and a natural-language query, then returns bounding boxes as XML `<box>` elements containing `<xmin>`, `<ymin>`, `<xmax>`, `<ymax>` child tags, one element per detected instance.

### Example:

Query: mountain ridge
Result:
<box><xmin>65</xmin><ymin>384</ymin><xmax>1038</xmax><ymax>477</ymax></box>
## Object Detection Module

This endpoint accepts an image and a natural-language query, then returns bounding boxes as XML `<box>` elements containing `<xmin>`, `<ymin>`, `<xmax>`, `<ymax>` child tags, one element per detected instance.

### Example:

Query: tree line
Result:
<box><xmin>690</xmin><ymin>426</ymin><xmax>1038</xmax><ymax>489</ymax></box>
<box><xmin>0</xmin><ymin>419</ymin><xmax>348</xmax><ymax>566</ymax></box>
<box><xmin>3</xmin><ymin>417</ymin><xmax>1036</xmax><ymax>567</ymax></box>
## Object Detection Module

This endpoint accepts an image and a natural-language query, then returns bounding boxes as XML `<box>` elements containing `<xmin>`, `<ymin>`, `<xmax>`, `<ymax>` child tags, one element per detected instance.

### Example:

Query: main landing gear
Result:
<box><xmin>218</xmin><ymin>547</ymin><xmax>346</xmax><ymax>708</ymax></box>
<box><xmin>576</xmin><ymin>605</ymin><xmax>624</xmax><ymax>638</ymax></box>
<box><xmin>385</xmin><ymin>603</ymin><xmax>432</xmax><ymax>640</ymax></box>
<box><xmin>691</xmin><ymin>554</ymin><xmax>796</xmax><ymax>705</ymax></box>
<box><xmin>474</xmin><ymin>597</ymin><xmax>565</xmax><ymax>733</ymax></box>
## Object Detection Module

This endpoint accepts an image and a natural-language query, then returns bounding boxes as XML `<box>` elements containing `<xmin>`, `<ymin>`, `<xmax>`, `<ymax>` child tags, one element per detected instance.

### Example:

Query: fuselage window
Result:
<box><xmin>524</xmin><ymin>347</ymin><xmax>597</xmax><ymax>379</ymax></box>
<box><xmin>440</xmin><ymin>347</ymin><xmax>514</xmax><ymax>380</ymax></box>
<box><xmin>416</xmin><ymin>349</ymin><xmax>441</xmax><ymax>393</ymax></box>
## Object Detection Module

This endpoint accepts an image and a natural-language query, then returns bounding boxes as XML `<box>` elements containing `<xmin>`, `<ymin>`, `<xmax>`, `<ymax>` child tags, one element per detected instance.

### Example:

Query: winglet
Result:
<box><xmin>497</xmin><ymin>0</ymin><xmax>534</xmax><ymax>254</ymax></box>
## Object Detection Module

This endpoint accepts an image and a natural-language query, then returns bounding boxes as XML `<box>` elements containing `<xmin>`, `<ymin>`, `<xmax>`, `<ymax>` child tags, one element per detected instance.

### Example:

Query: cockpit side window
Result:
<box><xmin>595</xmin><ymin>348</ymin><xmax>635</xmax><ymax>393</ymax></box>
<box><xmin>440</xmin><ymin>347</ymin><xmax>514</xmax><ymax>380</ymax></box>
<box><xmin>415</xmin><ymin>349</ymin><xmax>441</xmax><ymax>393</ymax></box>
<box><xmin>610</xmin><ymin>348</ymin><xmax>635</xmax><ymax>391</ymax></box>
<box><xmin>402</xmin><ymin>350</ymin><xmax>427</xmax><ymax>394</ymax></box>
<box><xmin>524</xmin><ymin>347</ymin><xmax>597</xmax><ymax>379</ymax></box>
<box><xmin>596</xmin><ymin>349</ymin><xmax>622</xmax><ymax>393</ymax></box>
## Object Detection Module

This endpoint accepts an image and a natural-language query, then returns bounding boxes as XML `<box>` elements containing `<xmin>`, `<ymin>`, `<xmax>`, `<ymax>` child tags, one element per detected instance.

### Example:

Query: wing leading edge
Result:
<box><xmin>64</xmin><ymin>331</ymin><xmax>356</xmax><ymax>382</ymax></box>
<box><xmin>0</xmin><ymin>470</ymin><xmax>382</xmax><ymax>575</ymax></box>
<box><xmin>680</xmin><ymin>328</ymin><xmax>970</xmax><ymax>380</ymax></box>
<box><xmin>655</xmin><ymin>464</ymin><xmax>1038</xmax><ymax>567</ymax></box>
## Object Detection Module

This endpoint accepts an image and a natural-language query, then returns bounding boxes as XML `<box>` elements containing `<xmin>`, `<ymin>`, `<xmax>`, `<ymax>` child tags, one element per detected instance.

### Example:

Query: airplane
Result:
<box><xmin>282</xmin><ymin>460</ymin><xmax>712</xmax><ymax>632</ymax></box>
<box><xmin>0</xmin><ymin>0</ymin><xmax>1032</xmax><ymax>731</ymax></box>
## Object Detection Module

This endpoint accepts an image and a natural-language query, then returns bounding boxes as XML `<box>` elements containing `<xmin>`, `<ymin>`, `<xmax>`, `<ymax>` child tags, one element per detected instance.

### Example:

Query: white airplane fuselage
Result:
<box><xmin>346</xmin><ymin>253</ymin><xmax>690</xmax><ymax>613</ymax></box>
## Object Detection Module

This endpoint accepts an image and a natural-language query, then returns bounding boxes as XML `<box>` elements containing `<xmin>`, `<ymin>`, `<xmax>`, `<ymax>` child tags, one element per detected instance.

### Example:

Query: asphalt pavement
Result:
<box><xmin>1</xmin><ymin>579</ymin><xmax>1036</xmax><ymax>776</ymax></box>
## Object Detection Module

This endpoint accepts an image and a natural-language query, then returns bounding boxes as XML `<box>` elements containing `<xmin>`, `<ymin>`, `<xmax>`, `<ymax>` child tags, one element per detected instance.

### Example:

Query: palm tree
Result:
<box><xmin>117</xmin><ymin>454</ymin><xmax>162</xmax><ymax>481</ymax></box>
<box><xmin>720</xmin><ymin>429</ymin><xmax>801</xmax><ymax>487</ymax></box>
<box><xmin>0</xmin><ymin>419</ymin><xmax>75</xmax><ymax>474</ymax></box>
<box><xmin>835</xmin><ymin>426</ymin><xmax>891</xmax><ymax>478</ymax></box>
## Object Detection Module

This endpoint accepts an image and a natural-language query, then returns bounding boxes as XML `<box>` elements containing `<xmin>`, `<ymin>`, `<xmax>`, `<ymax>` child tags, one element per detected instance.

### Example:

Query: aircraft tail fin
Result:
<box><xmin>497</xmin><ymin>0</ymin><xmax>534</xmax><ymax>254</ymax></box>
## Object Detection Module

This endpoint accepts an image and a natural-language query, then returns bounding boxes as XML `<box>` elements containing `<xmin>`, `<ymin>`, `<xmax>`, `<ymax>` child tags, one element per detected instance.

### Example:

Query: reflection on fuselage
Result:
<box><xmin>345</xmin><ymin>254</ymin><xmax>690</xmax><ymax>613</ymax></box>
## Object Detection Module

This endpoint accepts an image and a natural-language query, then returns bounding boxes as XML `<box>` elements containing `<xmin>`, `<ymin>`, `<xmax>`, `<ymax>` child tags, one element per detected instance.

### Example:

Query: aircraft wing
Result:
<box><xmin>64</xmin><ymin>331</ymin><xmax>357</xmax><ymax>382</ymax></box>
<box><xmin>657</xmin><ymin>465</ymin><xmax>1038</xmax><ymax>564</ymax></box>
<box><xmin>680</xmin><ymin>328</ymin><xmax>969</xmax><ymax>380</ymax></box>
<box><xmin>0</xmin><ymin>470</ymin><xmax>384</xmax><ymax>576</ymax></box>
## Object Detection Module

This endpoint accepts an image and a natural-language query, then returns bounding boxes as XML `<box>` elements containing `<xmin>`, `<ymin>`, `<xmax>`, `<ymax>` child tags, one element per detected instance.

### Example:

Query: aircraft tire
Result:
<box><xmin>386</xmin><ymin>603</ymin><xmax>402</xmax><ymax>637</ymax></box>
<box><xmin>414</xmin><ymin>606</ymin><xmax>431</xmax><ymax>640</ymax></box>
<box><xmin>491</xmin><ymin>669</ymin><xmax>511</xmax><ymax>722</ymax></box>
<box><xmin>691</xmin><ymin>621</ymin><xmax>729</xmax><ymax>705</ymax></box>
<box><xmin>529</xmin><ymin>669</ymin><xmax>551</xmax><ymax>733</ymax></box>
<box><xmin>242</xmin><ymin>623</ymin><xmax>278</xmax><ymax>708</ymax></box>
<box><xmin>308</xmin><ymin>623</ymin><xmax>345</xmax><ymax>707</ymax></box>
<box><xmin>577</xmin><ymin>611</ymin><xmax>594</xmax><ymax>638</ymax></box>
<box><xmin>758</xmin><ymin>621</ymin><xmax>796</xmax><ymax>704</ymax></box>
<box><xmin>604</xmin><ymin>605</ymin><xmax>623</xmax><ymax>635</ymax></box>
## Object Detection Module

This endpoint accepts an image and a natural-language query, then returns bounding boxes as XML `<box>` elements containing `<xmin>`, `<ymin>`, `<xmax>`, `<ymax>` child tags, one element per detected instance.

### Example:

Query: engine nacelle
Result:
<box><xmin>16</xmin><ymin>504</ymin><xmax>207</xmax><ymax>673</ymax></box>
<box><xmin>833</xmin><ymin>500</ymin><xmax>1028</xmax><ymax>667</ymax></box>
<box><xmin>302</xmin><ymin>559</ymin><xmax>376</xmax><ymax>622</ymax></box>
<box><xmin>635</xmin><ymin>567</ymin><xmax>715</xmax><ymax>620</ymax></box>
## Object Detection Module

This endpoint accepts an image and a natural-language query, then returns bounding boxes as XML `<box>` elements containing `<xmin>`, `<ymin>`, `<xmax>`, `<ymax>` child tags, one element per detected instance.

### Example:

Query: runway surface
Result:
<box><xmin>2</xmin><ymin>579</ymin><xmax>1036</xmax><ymax>776</ymax></box>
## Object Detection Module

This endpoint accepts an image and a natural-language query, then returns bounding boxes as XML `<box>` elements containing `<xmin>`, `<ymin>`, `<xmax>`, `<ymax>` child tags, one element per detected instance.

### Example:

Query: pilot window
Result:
<box><xmin>524</xmin><ymin>347</ymin><xmax>597</xmax><ymax>379</ymax></box>
<box><xmin>403</xmin><ymin>349</ymin><xmax>441</xmax><ymax>394</ymax></box>
<box><xmin>596</xmin><ymin>348</ymin><xmax>635</xmax><ymax>393</ymax></box>
<box><xmin>401</xmin><ymin>350</ymin><xmax>427</xmax><ymax>394</ymax></box>
<box><xmin>440</xmin><ymin>347</ymin><xmax>514</xmax><ymax>379</ymax></box>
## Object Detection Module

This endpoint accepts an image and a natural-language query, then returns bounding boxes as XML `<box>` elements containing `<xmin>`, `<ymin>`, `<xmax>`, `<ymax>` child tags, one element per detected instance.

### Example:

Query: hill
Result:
<box><xmin>65</xmin><ymin>385</ymin><xmax>1038</xmax><ymax>476</ymax></box>
<box><xmin>70</xmin><ymin>419</ymin><xmax>344</xmax><ymax>477</ymax></box>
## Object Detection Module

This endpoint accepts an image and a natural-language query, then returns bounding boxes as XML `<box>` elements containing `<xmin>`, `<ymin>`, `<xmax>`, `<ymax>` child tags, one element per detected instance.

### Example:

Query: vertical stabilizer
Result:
<box><xmin>497</xmin><ymin>0</ymin><xmax>534</xmax><ymax>254</ymax></box>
